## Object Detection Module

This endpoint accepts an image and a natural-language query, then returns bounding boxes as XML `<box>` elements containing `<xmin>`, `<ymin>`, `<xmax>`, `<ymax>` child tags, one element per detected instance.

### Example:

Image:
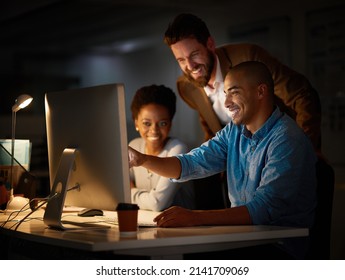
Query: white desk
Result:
<box><xmin>0</xmin><ymin>210</ymin><xmax>308</xmax><ymax>259</ymax></box>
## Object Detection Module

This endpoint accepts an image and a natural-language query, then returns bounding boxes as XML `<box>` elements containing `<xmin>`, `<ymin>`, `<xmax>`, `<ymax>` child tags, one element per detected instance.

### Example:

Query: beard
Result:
<box><xmin>183</xmin><ymin>51</ymin><xmax>215</xmax><ymax>88</ymax></box>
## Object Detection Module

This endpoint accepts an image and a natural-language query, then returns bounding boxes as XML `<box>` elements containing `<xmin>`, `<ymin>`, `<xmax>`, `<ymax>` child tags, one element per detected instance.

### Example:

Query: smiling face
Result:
<box><xmin>170</xmin><ymin>37</ymin><xmax>216</xmax><ymax>87</ymax></box>
<box><xmin>135</xmin><ymin>103</ymin><xmax>172</xmax><ymax>153</ymax></box>
<box><xmin>223</xmin><ymin>70</ymin><xmax>262</xmax><ymax>132</ymax></box>
<box><xmin>223</xmin><ymin>61</ymin><xmax>276</xmax><ymax>133</ymax></box>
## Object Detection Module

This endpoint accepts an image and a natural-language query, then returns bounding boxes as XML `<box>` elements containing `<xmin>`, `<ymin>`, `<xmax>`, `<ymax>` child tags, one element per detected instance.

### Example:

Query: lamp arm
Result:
<box><xmin>10</xmin><ymin>110</ymin><xmax>16</xmax><ymax>196</ymax></box>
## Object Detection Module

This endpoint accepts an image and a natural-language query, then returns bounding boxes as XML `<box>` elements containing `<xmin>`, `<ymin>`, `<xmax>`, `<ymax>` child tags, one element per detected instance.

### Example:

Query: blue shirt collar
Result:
<box><xmin>241</xmin><ymin>107</ymin><xmax>282</xmax><ymax>141</ymax></box>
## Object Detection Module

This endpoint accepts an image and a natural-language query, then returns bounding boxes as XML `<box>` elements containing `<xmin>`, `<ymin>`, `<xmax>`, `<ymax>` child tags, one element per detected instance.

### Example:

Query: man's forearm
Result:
<box><xmin>198</xmin><ymin>206</ymin><xmax>252</xmax><ymax>226</ymax></box>
<box><xmin>142</xmin><ymin>155</ymin><xmax>182</xmax><ymax>179</ymax></box>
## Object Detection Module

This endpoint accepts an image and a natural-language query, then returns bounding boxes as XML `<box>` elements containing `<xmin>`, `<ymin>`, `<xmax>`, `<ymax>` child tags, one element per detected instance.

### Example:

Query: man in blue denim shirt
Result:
<box><xmin>128</xmin><ymin>61</ymin><xmax>317</xmax><ymax>258</ymax></box>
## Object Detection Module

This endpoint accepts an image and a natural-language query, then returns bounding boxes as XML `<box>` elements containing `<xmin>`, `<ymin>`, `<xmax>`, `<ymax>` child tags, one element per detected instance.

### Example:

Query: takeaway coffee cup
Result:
<box><xmin>116</xmin><ymin>203</ymin><xmax>139</xmax><ymax>235</ymax></box>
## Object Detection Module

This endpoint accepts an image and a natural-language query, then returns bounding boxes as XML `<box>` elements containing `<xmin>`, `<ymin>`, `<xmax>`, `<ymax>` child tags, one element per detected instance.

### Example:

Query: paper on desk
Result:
<box><xmin>138</xmin><ymin>210</ymin><xmax>160</xmax><ymax>227</ymax></box>
<box><xmin>109</xmin><ymin>209</ymin><xmax>160</xmax><ymax>227</ymax></box>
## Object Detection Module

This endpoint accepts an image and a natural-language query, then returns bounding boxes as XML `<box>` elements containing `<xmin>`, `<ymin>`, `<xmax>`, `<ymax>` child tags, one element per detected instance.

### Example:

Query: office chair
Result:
<box><xmin>307</xmin><ymin>156</ymin><xmax>335</xmax><ymax>259</ymax></box>
<box><xmin>193</xmin><ymin>173</ymin><xmax>230</xmax><ymax>210</ymax></box>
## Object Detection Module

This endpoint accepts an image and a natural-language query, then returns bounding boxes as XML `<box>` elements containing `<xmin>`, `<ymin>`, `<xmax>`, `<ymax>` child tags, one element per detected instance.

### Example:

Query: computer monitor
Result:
<box><xmin>43</xmin><ymin>83</ymin><xmax>131</xmax><ymax>230</ymax></box>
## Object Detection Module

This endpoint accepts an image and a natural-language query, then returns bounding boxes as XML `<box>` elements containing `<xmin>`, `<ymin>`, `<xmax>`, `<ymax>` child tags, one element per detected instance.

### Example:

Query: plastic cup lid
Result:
<box><xmin>116</xmin><ymin>203</ymin><xmax>139</xmax><ymax>211</ymax></box>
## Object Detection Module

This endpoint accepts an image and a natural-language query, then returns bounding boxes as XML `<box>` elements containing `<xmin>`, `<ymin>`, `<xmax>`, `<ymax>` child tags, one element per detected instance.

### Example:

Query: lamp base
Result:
<box><xmin>5</xmin><ymin>195</ymin><xmax>30</xmax><ymax>214</ymax></box>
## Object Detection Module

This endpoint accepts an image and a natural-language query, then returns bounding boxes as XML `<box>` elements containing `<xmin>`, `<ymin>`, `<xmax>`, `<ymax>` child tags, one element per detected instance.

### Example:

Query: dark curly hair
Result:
<box><xmin>164</xmin><ymin>13</ymin><xmax>210</xmax><ymax>46</ymax></box>
<box><xmin>130</xmin><ymin>84</ymin><xmax>176</xmax><ymax>121</ymax></box>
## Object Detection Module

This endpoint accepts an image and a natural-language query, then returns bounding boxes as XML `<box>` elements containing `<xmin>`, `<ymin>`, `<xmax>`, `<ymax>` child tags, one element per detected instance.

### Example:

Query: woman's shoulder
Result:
<box><xmin>166</xmin><ymin>137</ymin><xmax>187</xmax><ymax>146</ymax></box>
<box><xmin>128</xmin><ymin>137</ymin><xmax>144</xmax><ymax>150</ymax></box>
<box><xmin>164</xmin><ymin>137</ymin><xmax>189</xmax><ymax>154</ymax></box>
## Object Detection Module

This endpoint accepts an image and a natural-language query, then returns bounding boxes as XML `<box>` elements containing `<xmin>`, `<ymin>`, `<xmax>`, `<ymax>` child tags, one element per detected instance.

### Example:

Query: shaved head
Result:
<box><xmin>226</xmin><ymin>61</ymin><xmax>274</xmax><ymax>96</ymax></box>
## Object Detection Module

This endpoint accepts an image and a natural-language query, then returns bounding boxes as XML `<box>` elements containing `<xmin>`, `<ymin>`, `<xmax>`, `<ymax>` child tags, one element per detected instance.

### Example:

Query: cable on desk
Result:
<box><xmin>11</xmin><ymin>193</ymin><xmax>60</xmax><ymax>231</ymax></box>
<box><xmin>2</xmin><ymin>183</ymin><xmax>81</xmax><ymax>230</ymax></box>
<box><xmin>0</xmin><ymin>199</ymin><xmax>34</xmax><ymax>228</ymax></box>
<box><xmin>1</xmin><ymin>197</ymin><xmax>46</xmax><ymax>229</ymax></box>
<box><xmin>1</xmin><ymin>192</ymin><xmax>55</xmax><ymax>230</ymax></box>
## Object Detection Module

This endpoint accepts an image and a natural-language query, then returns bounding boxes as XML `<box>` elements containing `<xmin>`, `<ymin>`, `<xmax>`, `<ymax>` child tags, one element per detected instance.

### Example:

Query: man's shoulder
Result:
<box><xmin>271</xmin><ymin>113</ymin><xmax>313</xmax><ymax>147</ymax></box>
<box><xmin>176</xmin><ymin>76</ymin><xmax>203</xmax><ymax>97</ymax></box>
<box><xmin>215</xmin><ymin>43</ymin><xmax>271</xmax><ymax>73</ymax></box>
<box><xmin>216</xmin><ymin>42</ymin><xmax>264</xmax><ymax>53</ymax></box>
<box><xmin>177</xmin><ymin>75</ymin><xmax>196</xmax><ymax>87</ymax></box>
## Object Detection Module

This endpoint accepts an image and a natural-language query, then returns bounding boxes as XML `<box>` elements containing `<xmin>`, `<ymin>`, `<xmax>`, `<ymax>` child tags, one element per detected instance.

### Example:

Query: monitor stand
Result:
<box><xmin>43</xmin><ymin>148</ymin><xmax>109</xmax><ymax>231</ymax></box>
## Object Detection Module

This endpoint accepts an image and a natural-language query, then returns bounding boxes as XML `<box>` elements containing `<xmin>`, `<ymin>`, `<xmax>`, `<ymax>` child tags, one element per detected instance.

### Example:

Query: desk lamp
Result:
<box><xmin>6</xmin><ymin>94</ymin><xmax>33</xmax><ymax>213</ymax></box>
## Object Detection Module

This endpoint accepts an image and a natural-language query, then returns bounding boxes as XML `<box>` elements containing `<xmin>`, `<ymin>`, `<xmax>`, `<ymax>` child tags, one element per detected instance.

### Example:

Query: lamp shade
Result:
<box><xmin>12</xmin><ymin>94</ymin><xmax>33</xmax><ymax>112</ymax></box>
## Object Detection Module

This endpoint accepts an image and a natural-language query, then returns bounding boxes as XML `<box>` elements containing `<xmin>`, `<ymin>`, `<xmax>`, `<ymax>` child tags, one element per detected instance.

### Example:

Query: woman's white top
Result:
<box><xmin>129</xmin><ymin>137</ymin><xmax>195</xmax><ymax>211</ymax></box>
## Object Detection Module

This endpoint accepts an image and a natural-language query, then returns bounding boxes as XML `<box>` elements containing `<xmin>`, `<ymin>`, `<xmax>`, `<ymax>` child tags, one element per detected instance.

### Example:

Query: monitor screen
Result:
<box><xmin>43</xmin><ymin>83</ymin><xmax>131</xmax><ymax>230</ymax></box>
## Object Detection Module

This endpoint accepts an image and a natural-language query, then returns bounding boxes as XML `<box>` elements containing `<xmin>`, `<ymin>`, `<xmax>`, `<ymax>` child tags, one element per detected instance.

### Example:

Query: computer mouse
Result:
<box><xmin>78</xmin><ymin>208</ymin><xmax>104</xmax><ymax>217</ymax></box>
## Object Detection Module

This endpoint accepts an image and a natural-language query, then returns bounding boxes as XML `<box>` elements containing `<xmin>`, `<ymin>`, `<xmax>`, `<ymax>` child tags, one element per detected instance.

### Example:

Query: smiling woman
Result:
<box><xmin>128</xmin><ymin>84</ymin><xmax>195</xmax><ymax>212</ymax></box>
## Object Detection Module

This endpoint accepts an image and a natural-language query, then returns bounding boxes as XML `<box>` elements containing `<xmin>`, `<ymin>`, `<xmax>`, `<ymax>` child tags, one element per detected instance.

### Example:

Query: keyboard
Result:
<box><xmin>61</xmin><ymin>208</ymin><xmax>159</xmax><ymax>227</ymax></box>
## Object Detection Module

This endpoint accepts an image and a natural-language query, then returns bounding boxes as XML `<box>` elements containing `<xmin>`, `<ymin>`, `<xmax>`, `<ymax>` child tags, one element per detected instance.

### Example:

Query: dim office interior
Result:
<box><xmin>0</xmin><ymin>0</ymin><xmax>344</xmax><ymax>259</ymax></box>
